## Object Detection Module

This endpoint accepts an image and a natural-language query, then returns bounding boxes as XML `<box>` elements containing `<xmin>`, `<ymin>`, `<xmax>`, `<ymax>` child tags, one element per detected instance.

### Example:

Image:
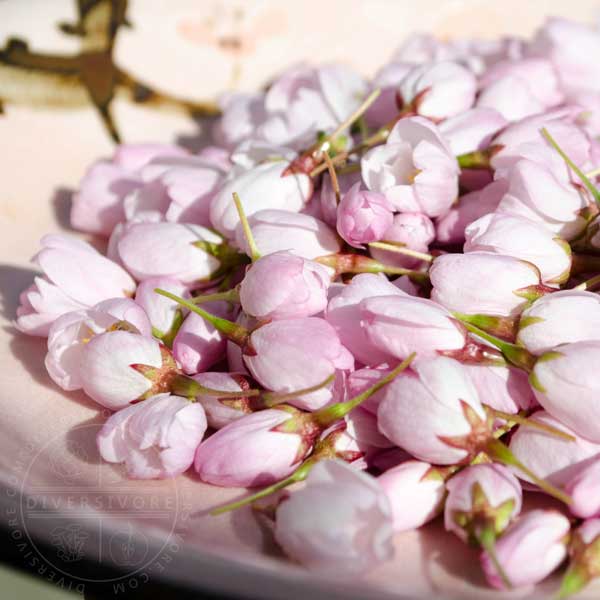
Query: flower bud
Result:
<box><xmin>480</xmin><ymin>509</ymin><xmax>570</xmax><ymax>590</ymax></box>
<box><xmin>80</xmin><ymin>331</ymin><xmax>177</xmax><ymax>410</ymax></box>
<box><xmin>336</xmin><ymin>183</ymin><xmax>394</xmax><ymax>248</ymax></box>
<box><xmin>509</xmin><ymin>410</ymin><xmax>600</xmax><ymax>487</ymax></box>
<box><xmin>564</xmin><ymin>459</ymin><xmax>600</xmax><ymax>519</ymax></box>
<box><xmin>379</xmin><ymin>461</ymin><xmax>447</xmax><ymax>532</ymax></box>
<box><xmin>398</xmin><ymin>61</ymin><xmax>477</xmax><ymax>119</ymax></box>
<box><xmin>325</xmin><ymin>273</ymin><xmax>407</xmax><ymax>366</ymax></box>
<box><xmin>236</xmin><ymin>209</ymin><xmax>341</xmax><ymax>260</ymax></box>
<box><xmin>117</xmin><ymin>222</ymin><xmax>223</xmax><ymax>283</ymax></box>
<box><xmin>97</xmin><ymin>393</ymin><xmax>207</xmax><ymax>478</ymax></box>
<box><xmin>378</xmin><ymin>357</ymin><xmax>489</xmax><ymax>464</ymax></box>
<box><xmin>274</xmin><ymin>460</ymin><xmax>394</xmax><ymax>574</ymax></box>
<box><xmin>239</xmin><ymin>251</ymin><xmax>330</xmax><ymax>320</ymax></box>
<box><xmin>517</xmin><ymin>291</ymin><xmax>600</xmax><ymax>355</ymax></box>
<box><xmin>445</xmin><ymin>464</ymin><xmax>522</xmax><ymax>543</ymax></box>
<box><xmin>430</xmin><ymin>252</ymin><xmax>544</xmax><ymax>317</ymax></box>
<box><xmin>531</xmin><ymin>342</ymin><xmax>600</xmax><ymax>442</ymax></box>
<box><xmin>194</xmin><ymin>408</ymin><xmax>307</xmax><ymax>487</ymax></box>
<box><xmin>210</xmin><ymin>162</ymin><xmax>311</xmax><ymax>238</ymax></box>
<box><xmin>464</xmin><ymin>213</ymin><xmax>572</xmax><ymax>284</ymax></box>
<box><xmin>361</xmin><ymin>296</ymin><xmax>467</xmax><ymax>362</ymax></box>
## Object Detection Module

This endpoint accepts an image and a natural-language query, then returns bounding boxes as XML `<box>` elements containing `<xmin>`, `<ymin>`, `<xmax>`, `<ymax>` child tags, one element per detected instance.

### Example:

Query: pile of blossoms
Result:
<box><xmin>16</xmin><ymin>16</ymin><xmax>600</xmax><ymax>594</ymax></box>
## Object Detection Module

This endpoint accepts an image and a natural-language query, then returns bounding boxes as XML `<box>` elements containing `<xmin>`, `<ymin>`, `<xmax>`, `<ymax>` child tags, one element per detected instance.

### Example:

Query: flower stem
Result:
<box><xmin>574</xmin><ymin>273</ymin><xmax>600</xmax><ymax>291</ymax></box>
<box><xmin>313</xmin><ymin>353</ymin><xmax>416</xmax><ymax>426</ymax></box>
<box><xmin>453</xmin><ymin>315</ymin><xmax>536</xmax><ymax>372</ymax></box>
<box><xmin>253</xmin><ymin>374</ymin><xmax>336</xmax><ymax>409</ymax></box>
<box><xmin>485</xmin><ymin>437</ymin><xmax>572</xmax><ymax>505</ymax></box>
<box><xmin>557</xmin><ymin>565</ymin><xmax>588</xmax><ymax>599</ymax></box>
<box><xmin>171</xmin><ymin>374</ymin><xmax>260</xmax><ymax>399</ymax></box>
<box><xmin>154</xmin><ymin>288</ymin><xmax>250</xmax><ymax>347</ymax></box>
<box><xmin>232</xmin><ymin>192</ymin><xmax>261</xmax><ymax>262</ymax></box>
<box><xmin>323</xmin><ymin>150</ymin><xmax>341</xmax><ymax>204</ymax></box>
<box><xmin>210</xmin><ymin>457</ymin><xmax>317</xmax><ymax>515</ymax></box>
<box><xmin>368</xmin><ymin>241</ymin><xmax>434</xmax><ymax>263</ymax></box>
<box><xmin>485</xmin><ymin>408</ymin><xmax>576</xmax><ymax>442</ymax></box>
<box><xmin>315</xmin><ymin>253</ymin><xmax>429</xmax><ymax>281</ymax></box>
<box><xmin>477</xmin><ymin>527</ymin><xmax>512</xmax><ymax>590</ymax></box>
<box><xmin>190</xmin><ymin>288</ymin><xmax>240</xmax><ymax>304</ymax></box>
<box><xmin>542</xmin><ymin>127</ymin><xmax>600</xmax><ymax>206</ymax></box>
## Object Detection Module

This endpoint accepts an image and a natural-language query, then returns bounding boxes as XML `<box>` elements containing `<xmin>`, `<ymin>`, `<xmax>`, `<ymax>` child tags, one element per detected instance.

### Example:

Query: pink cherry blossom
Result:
<box><xmin>97</xmin><ymin>393</ymin><xmax>207</xmax><ymax>479</ymax></box>
<box><xmin>439</xmin><ymin>107</ymin><xmax>507</xmax><ymax>155</ymax></box>
<box><xmin>274</xmin><ymin>460</ymin><xmax>394</xmax><ymax>574</ymax></box>
<box><xmin>430</xmin><ymin>252</ymin><xmax>543</xmax><ymax>317</ymax></box>
<box><xmin>239</xmin><ymin>252</ymin><xmax>330</xmax><ymax>321</ymax></box>
<box><xmin>194</xmin><ymin>408</ymin><xmax>304</xmax><ymax>487</ymax></box>
<box><xmin>236</xmin><ymin>209</ymin><xmax>341</xmax><ymax>260</ymax></box>
<box><xmin>378</xmin><ymin>357</ymin><xmax>488</xmax><ymax>464</ymax></box>
<box><xmin>564</xmin><ymin>458</ymin><xmax>600</xmax><ymax>519</ymax></box>
<box><xmin>336</xmin><ymin>183</ymin><xmax>394</xmax><ymax>248</ymax></box>
<box><xmin>46</xmin><ymin>298</ymin><xmax>151</xmax><ymax>391</ymax></box>
<box><xmin>16</xmin><ymin>235</ymin><xmax>136</xmax><ymax>336</ymax></box>
<box><xmin>480</xmin><ymin>509</ymin><xmax>570</xmax><ymax>590</ymax></box>
<box><xmin>379</xmin><ymin>461</ymin><xmax>446</xmax><ymax>532</ymax></box>
<box><xmin>362</xmin><ymin>117</ymin><xmax>459</xmax><ymax>217</ymax></box>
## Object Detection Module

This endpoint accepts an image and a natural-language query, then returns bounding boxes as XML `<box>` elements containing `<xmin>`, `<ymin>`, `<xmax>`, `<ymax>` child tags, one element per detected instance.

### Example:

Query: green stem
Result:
<box><xmin>486</xmin><ymin>438</ymin><xmax>572</xmax><ymax>505</ymax></box>
<box><xmin>574</xmin><ymin>273</ymin><xmax>600</xmax><ymax>291</ymax></box>
<box><xmin>453</xmin><ymin>315</ymin><xmax>536</xmax><ymax>372</ymax></box>
<box><xmin>323</xmin><ymin>150</ymin><xmax>341</xmax><ymax>204</ymax></box>
<box><xmin>557</xmin><ymin>565</ymin><xmax>588</xmax><ymax>599</ymax></box>
<box><xmin>316</xmin><ymin>253</ymin><xmax>429</xmax><ymax>281</ymax></box>
<box><xmin>233</xmin><ymin>192</ymin><xmax>261</xmax><ymax>262</ymax></box>
<box><xmin>210</xmin><ymin>457</ymin><xmax>317</xmax><ymax>515</ymax></box>
<box><xmin>477</xmin><ymin>527</ymin><xmax>512</xmax><ymax>590</ymax></box>
<box><xmin>368</xmin><ymin>241</ymin><xmax>434</xmax><ymax>263</ymax></box>
<box><xmin>255</xmin><ymin>374</ymin><xmax>336</xmax><ymax>409</ymax></box>
<box><xmin>456</xmin><ymin>150</ymin><xmax>492</xmax><ymax>170</ymax></box>
<box><xmin>485</xmin><ymin>408</ymin><xmax>576</xmax><ymax>442</ymax></box>
<box><xmin>190</xmin><ymin>288</ymin><xmax>240</xmax><ymax>304</ymax></box>
<box><xmin>154</xmin><ymin>288</ymin><xmax>250</xmax><ymax>347</ymax></box>
<box><xmin>314</xmin><ymin>353</ymin><xmax>415</xmax><ymax>426</ymax></box>
<box><xmin>171</xmin><ymin>374</ymin><xmax>260</xmax><ymax>399</ymax></box>
<box><xmin>541</xmin><ymin>127</ymin><xmax>600</xmax><ymax>206</ymax></box>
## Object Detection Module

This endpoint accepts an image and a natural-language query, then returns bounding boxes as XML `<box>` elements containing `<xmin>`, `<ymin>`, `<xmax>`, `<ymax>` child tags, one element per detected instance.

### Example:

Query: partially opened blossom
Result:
<box><xmin>134</xmin><ymin>277</ymin><xmax>188</xmax><ymax>341</ymax></box>
<box><xmin>378</xmin><ymin>357</ymin><xmax>489</xmax><ymax>464</ymax></box>
<box><xmin>368</xmin><ymin>212</ymin><xmax>435</xmax><ymax>268</ymax></box>
<box><xmin>117</xmin><ymin>222</ymin><xmax>222</xmax><ymax>283</ymax></box>
<box><xmin>336</xmin><ymin>183</ymin><xmax>394</xmax><ymax>248</ymax></box>
<box><xmin>398</xmin><ymin>61</ymin><xmax>477</xmax><ymax>119</ymax></box>
<box><xmin>194</xmin><ymin>408</ymin><xmax>305</xmax><ymax>487</ymax></box>
<box><xmin>239</xmin><ymin>252</ymin><xmax>330</xmax><ymax>320</ymax></box>
<box><xmin>464</xmin><ymin>213</ymin><xmax>572</xmax><ymax>284</ymax></box>
<box><xmin>16</xmin><ymin>235</ymin><xmax>136</xmax><ymax>336</ymax></box>
<box><xmin>319</xmin><ymin>169</ymin><xmax>361</xmax><ymax>227</ymax></box>
<box><xmin>435</xmin><ymin>179</ymin><xmax>507</xmax><ymax>245</ymax></box>
<box><xmin>274</xmin><ymin>460</ymin><xmax>394</xmax><ymax>574</ymax></box>
<box><xmin>97</xmin><ymin>393</ymin><xmax>207</xmax><ymax>479</ymax></box>
<box><xmin>480</xmin><ymin>509</ymin><xmax>570</xmax><ymax>590</ymax></box>
<box><xmin>445</xmin><ymin>464</ymin><xmax>522</xmax><ymax>542</ymax></box>
<box><xmin>379</xmin><ymin>461</ymin><xmax>446</xmax><ymax>532</ymax></box>
<box><xmin>361</xmin><ymin>295</ymin><xmax>466</xmax><ymax>362</ymax></box>
<box><xmin>517</xmin><ymin>291</ymin><xmax>600</xmax><ymax>355</ymax></box>
<box><xmin>210</xmin><ymin>161</ymin><xmax>311</xmax><ymax>238</ymax></box>
<box><xmin>477</xmin><ymin>59</ymin><xmax>563</xmax><ymax>121</ymax></box>
<box><xmin>325</xmin><ymin>274</ymin><xmax>408</xmax><ymax>366</ymax></box>
<box><xmin>531</xmin><ymin>341</ymin><xmax>600</xmax><ymax>442</ymax></box>
<box><xmin>509</xmin><ymin>410</ymin><xmax>600</xmax><ymax>487</ymax></box>
<box><xmin>496</xmin><ymin>159</ymin><xmax>589</xmax><ymax>240</ymax></box>
<box><xmin>564</xmin><ymin>458</ymin><xmax>600</xmax><ymax>519</ymax></box>
<box><xmin>430</xmin><ymin>252</ymin><xmax>544</xmax><ymax>317</ymax></box>
<box><xmin>362</xmin><ymin>117</ymin><xmax>459</xmax><ymax>217</ymax></box>
<box><xmin>243</xmin><ymin>317</ymin><xmax>354</xmax><ymax>411</ymax></box>
<box><xmin>172</xmin><ymin>301</ymin><xmax>232</xmax><ymax>374</ymax></box>
<box><xmin>236</xmin><ymin>209</ymin><xmax>341</xmax><ymax>260</ymax></box>
<box><xmin>46</xmin><ymin>298</ymin><xmax>151</xmax><ymax>391</ymax></box>
<box><xmin>80</xmin><ymin>331</ymin><xmax>177</xmax><ymax>410</ymax></box>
